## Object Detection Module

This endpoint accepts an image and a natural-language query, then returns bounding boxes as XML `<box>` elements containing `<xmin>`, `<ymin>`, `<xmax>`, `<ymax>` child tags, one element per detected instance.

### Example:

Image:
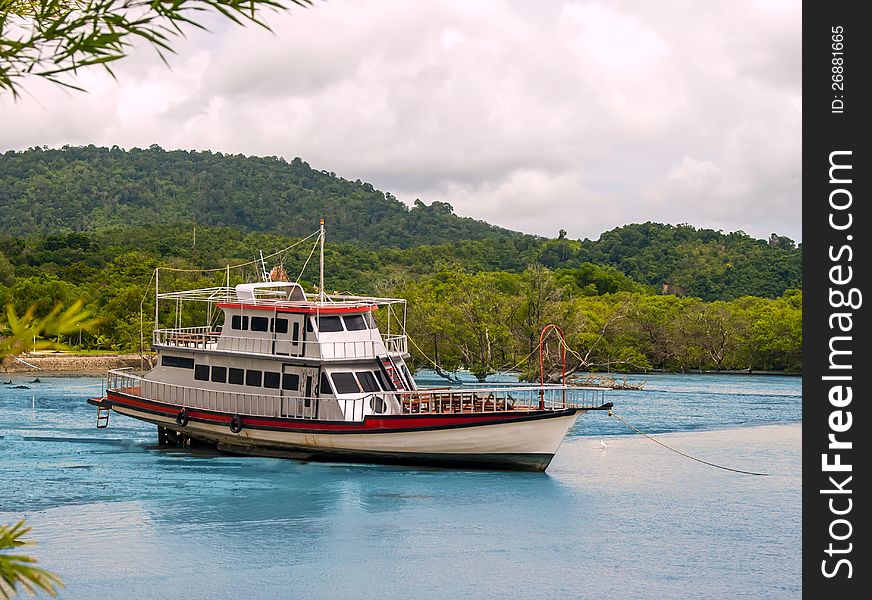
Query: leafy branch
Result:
<box><xmin>0</xmin><ymin>520</ymin><xmax>63</xmax><ymax>599</ymax></box>
<box><xmin>0</xmin><ymin>300</ymin><xmax>101</xmax><ymax>357</ymax></box>
<box><xmin>1</xmin><ymin>0</ymin><xmax>312</xmax><ymax>97</ymax></box>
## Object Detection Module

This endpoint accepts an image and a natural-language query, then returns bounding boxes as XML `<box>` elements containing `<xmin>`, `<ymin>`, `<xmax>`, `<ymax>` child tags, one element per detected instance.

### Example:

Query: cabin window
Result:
<box><xmin>331</xmin><ymin>372</ymin><xmax>360</xmax><ymax>394</ymax></box>
<box><xmin>246</xmin><ymin>369</ymin><xmax>262</xmax><ymax>387</ymax></box>
<box><xmin>162</xmin><ymin>355</ymin><xmax>194</xmax><ymax>369</ymax></box>
<box><xmin>282</xmin><ymin>373</ymin><xmax>300</xmax><ymax>391</ymax></box>
<box><xmin>357</xmin><ymin>371</ymin><xmax>380</xmax><ymax>393</ymax></box>
<box><xmin>370</xmin><ymin>397</ymin><xmax>387</xmax><ymax>414</ymax></box>
<box><xmin>228</xmin><ymin>367</ymin><xmax>244</xmax><ymax>385</ymax></box>
<box><xmin>316</xmin><ymin>316</ymin><xmax>343</xmax><ymax>332</ymax></box>
<box><xmin>319</xmin><ymin>372</ymin><xmax>332</xmax><ymax>395</ymax></box>
<box><xmin>375</xmin><ymin>369</ymin><xmax>393</xmax><ymax>391</ymax></box>
<box><xmin>251</xmin><ymin>316</ymin><xmax>269</xmax><ymax>332</ymax></box>
<box><xmin>306</xmin><ymin>318</ymin><xmax>314</xmax><ymax>333</ymax></box>
<box><xmin>209</xmin><ymin>366</ymin><xmax>226</xmax><ymax>383</ymax></box>
<box><xmin>372</xmin><ymin>371</ymin><xmax>387</xmax><ymax>390</ymax></box>
<box><xmin>363</xmin><ymin>312</ymin><xmax>376</xmax><ymax>329</ymax></box>
<box><xmin>263</xmin><ymin>371</ymin><xmax>280</xmax><ymax>389</ymax></box>
<box><xmin>343</xmin><ymin>314</ymin><xmax>367</xmax><ymax>331</ymax></box>
<box><xmin>231</xmin><ymin>315</ymin><xmax>249</xmax><ymax>330</ymax></box>
<box><xmin>194</xmin><ymin>364</ymin><xmax>210</xmax><ymax>381</ymax></box>
<box><xmin>272</xmin><ymin>318</ymin><xmax>289</xmax><ymax>334</ymax></box>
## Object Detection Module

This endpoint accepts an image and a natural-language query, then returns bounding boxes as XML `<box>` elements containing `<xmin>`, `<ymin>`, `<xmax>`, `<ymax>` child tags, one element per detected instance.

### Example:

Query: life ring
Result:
<box><xmin>229</xmin><ymin>414</ymin><xmax>243</xmax><ymax>433</ymax></box>
<box><xmin>176</xmin><ymin>408</ymin><xmax>189</xmax><ymax>427</ymax></box>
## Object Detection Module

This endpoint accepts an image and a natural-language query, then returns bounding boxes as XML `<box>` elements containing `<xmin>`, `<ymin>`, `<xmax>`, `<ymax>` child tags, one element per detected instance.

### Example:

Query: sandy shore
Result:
<box><xmin>551</xmin><ymin>422</ymin><xmax>801</xmax><ymax>488</ymax></box>
<box><xmin>0</xmin><ymin>352</ymin><xmax>154</xmax><ymax>374</ymax></box>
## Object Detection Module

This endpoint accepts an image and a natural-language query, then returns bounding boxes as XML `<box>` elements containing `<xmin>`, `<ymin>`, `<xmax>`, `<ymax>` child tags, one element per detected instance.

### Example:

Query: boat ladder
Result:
<box><xmin>96</xmin><ymin>405</ymin><xmax>110</xmax><ymax>428</ymax></box>
<box><xmin>378</xmin><ymin>355</ymin><xmax>408</xmax><ymax>391</ymax></box>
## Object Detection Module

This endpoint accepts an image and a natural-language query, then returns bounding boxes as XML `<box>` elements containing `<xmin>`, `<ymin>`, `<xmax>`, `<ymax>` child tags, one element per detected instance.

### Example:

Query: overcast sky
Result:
<box><xmin>0</xmin><ymin>0</ymin><xmax>801</xmax><ymax>242</ymax></box>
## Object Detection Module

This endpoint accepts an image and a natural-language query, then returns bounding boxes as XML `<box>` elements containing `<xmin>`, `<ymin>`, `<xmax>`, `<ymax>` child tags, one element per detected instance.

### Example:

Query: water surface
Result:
<box><xmin>1</xmin><ymin>374</ymin><xmax>800</xmax><ymax>599</ymax></box>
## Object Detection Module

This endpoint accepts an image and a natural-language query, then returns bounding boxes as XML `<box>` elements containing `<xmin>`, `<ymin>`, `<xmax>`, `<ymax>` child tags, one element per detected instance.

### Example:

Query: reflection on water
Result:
<box><xmin>0</xmin><ymin>375</ymin><xmax>800</xmax><ymax>599</ymax></box>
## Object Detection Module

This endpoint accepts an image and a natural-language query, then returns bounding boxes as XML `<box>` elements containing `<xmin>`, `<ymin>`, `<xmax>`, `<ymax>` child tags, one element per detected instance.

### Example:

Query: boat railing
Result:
<box><xmin>152</xmin><ymin>327</ymin><xmax>408</xmax><ymax>359</ymax></box>
<box><xmin>395</xmin><ymin>385</ymin><xmax>609</xmax><ymax>414</ymax></box>
<box><xmin>153</xmin><ymin>326</ymin><xmax>218</xmax><ymax>347</ymax></box>
<box><xmin>106</xmin><ymin>369</ymin><xmax>608</xmax><ymax>423</ymax></box>
<box><xmin>155</xmin><ymin>286</ymin><xmax>406</xmax><ymax>309</ymax></box>
<box><xmin>106</xmin><ymin>369</ymin><xmax>321</xmax><ymax>420</ymax></box>
<box><xmin>382</xmin><ymin>334</ymin><xmax>407</xmax><ymax>355</ymax></box>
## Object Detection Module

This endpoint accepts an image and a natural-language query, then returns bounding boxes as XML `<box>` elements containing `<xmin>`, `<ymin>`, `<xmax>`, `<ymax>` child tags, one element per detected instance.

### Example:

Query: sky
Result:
<box><xmin>0</xmin><ymin>0</ymin><xmax>801</xmax><ymax>242</ymax></box>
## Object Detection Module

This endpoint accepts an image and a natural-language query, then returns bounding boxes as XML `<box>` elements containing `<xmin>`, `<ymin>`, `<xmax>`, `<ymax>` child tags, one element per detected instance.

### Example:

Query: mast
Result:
<box><xmin>319</xmin><ymin>218</ymin><xmax>325</xmax><ymax>302</ymax></box>
<box><xmin>154</xmin><ymin>268</ymin><xmax>159</xmax><ymax>330</ymax></box>
<box><xmin>259</xmin><ymin>251</ymin><xmax>269</xmax><ymax>282</ymax></box>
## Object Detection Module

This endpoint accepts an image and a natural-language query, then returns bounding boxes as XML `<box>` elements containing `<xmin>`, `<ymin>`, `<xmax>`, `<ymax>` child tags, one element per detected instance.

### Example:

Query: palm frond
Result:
<box><xmin>0</xmin><ymin>301</ymin><xmax>101</xmax><ymax>357</ymax></box>
<box><xmin>0</xmin><ymin>520</ymin><xmax>63</xmax><ymax>599</ymax></box>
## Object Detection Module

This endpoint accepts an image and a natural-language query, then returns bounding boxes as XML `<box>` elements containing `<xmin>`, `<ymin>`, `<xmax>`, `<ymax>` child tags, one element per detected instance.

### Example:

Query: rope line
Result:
<box><xmin>399</xmin><ymin>322</ymin><xmax>557</xmax><ymax>379</ymax></box>
<box><xmin>494</xmin><ymin>328</ymin><xmax>555</xmax><ymax>374</ymax></box>
<box><xmin>295</xmin><ymin>233</ymin><xmax>321</xmax><ymax>287</ymax></box>
<box><xmin>608</xmin><ymin>411</ymin><xmax>770</xmax><ymax>476</ymax></box>
<box><xmin>139</xmin><ymin>268</ymin><xmax>157</xmax><ymax>356</ymax></box>
<box><xmin>157</xmin><ymin>230</ymin><xmax>320</xmax><ymax>273</ymax></box>
<box><xmin>392</xmin><ymin>314</ymin><xmax>444</xmax><ymax>372</ymax></box>
<box><xmin>406</xmin><ymin>332</ymin><xmax>441</xmax><ymax>371</ymax></box>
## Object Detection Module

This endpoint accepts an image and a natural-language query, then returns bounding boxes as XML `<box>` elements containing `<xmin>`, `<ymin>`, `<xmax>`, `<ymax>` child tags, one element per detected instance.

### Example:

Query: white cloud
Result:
<box><xmin>0</xmin><ymin>0</ymin><xmax>801</xmax><ymax>242</ymax></box>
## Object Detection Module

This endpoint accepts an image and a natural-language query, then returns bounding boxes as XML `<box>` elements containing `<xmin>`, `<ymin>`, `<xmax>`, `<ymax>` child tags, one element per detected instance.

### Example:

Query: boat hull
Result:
<box><xmin>215</xmin><ymin>444</ymin><xmax>556</xmax><ymax>471</ymax></box>
<box><xmin>102</xmin><ymin>391</ymin><xmax>588</xmax><ymax>471</ymax></box>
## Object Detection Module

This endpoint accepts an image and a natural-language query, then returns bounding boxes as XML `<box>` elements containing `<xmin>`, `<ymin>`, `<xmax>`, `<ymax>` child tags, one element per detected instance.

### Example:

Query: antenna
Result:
<box><xmin>319</xmin><ymin>218</ymin><xmax>325</xmax><ymax>302</ymax></box>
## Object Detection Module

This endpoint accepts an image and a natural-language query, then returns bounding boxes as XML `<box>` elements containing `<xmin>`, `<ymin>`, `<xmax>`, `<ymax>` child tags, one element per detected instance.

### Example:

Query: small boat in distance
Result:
<box><xmin>89</xmin><ymin>222</ymin><xmax>612</xmax><ymax>471</ymax></box>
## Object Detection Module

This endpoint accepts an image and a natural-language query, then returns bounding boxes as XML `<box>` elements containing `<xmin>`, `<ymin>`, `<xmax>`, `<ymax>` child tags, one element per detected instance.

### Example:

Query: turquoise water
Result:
<box><xmin>1</xmin><ymin>373</ymin><xmax>801</xmax><ymax>599</ymax></box>
<box><xmin>416</xmin><ymin>369</ymin><xmax>801</xmax><ymax>435</ymax></box>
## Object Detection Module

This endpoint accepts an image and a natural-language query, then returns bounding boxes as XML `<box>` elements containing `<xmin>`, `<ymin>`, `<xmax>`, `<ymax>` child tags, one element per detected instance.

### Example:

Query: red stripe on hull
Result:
<box><xmin>105</xmin><ymin>390</ymin><xmax>574</xmax><ymax>433</ymax></box>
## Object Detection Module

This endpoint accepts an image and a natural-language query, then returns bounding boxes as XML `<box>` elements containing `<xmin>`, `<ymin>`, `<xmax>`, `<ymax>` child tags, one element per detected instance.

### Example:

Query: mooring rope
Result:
<box><xmin>608</xmin><ymin>410</ymin><xmax>770</xmax><ymax>476</ymax></box>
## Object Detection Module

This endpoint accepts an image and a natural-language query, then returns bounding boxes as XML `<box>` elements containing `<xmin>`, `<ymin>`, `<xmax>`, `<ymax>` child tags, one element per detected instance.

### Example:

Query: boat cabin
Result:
<box><xmin>148</xmin><ymin>281</ymin><xmax>414</xmax><ymax>421</ymax></box>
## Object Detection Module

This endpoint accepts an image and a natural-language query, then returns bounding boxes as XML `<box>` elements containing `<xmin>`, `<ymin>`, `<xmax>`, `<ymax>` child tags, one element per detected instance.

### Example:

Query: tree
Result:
<box><xmin>515</xmin><ymin>265</ymin><xmax>561</xmax><ymax>356</ymax></box>
<box><xmin>1</xmin><ymin>0</ymin><xmax>311</xmax><ymax>97</ymax></box>
<box><xmin>0</xmin><ymin>300</ymin><xmax>99</xmax><ymax>356</ymax></box>
<box><xmin>0</xmin><ymin>521</ymin><xmax>62</xmax><ymax>598</ymax></box>
<box><xmin>677</xmin><ymin>301</ymin><xmax>743</xmax><ymax>371</ymax></box>
<box><xmin>0</xmin><ymin>251</ymin><xmax>13</xmax><ymax>286</ymax></box>
<box><xmin>626</xmin><ymin>294</ymin><xmax>689</xmax><ymax>370</ymax></box>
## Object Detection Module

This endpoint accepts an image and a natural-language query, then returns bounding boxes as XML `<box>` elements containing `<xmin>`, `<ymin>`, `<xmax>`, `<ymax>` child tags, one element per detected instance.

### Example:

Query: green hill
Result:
<box><xmin>0</xmin><ymin>145</ymin><xmax>520</xmax><ymax>247</ymax></box>
<box><xmin>0</xmin><ymin>145</ymin><xmax>801</xmax><ymax>301</ymax></box>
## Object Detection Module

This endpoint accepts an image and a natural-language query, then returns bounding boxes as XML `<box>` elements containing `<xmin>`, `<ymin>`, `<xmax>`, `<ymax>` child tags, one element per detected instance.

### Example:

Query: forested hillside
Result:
<box><xmin>1</xmin><ymin>146</ymin><xmax>801</xmax><ymax>301</ymax></box>
<box><xmin>0</xmin><ymin>145</ymin><xmax>802</xmax><ymax>373</ymax></box>
<box><xmin>0</xmin><ymin>145</ymin><xmax>516</xmax><ymax>247</ymax></box>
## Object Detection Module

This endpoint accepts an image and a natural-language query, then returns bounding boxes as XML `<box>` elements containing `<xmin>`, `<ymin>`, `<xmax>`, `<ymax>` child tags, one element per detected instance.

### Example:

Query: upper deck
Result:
<box><xmin>153</xmin><ymin>326</ymin><xmax>408</xmax><ymax>361</ymax></box>
<box><xmin>152</xmin><ymin>283</ymin><xmax>409</xmax><ymax>362</ymax></box>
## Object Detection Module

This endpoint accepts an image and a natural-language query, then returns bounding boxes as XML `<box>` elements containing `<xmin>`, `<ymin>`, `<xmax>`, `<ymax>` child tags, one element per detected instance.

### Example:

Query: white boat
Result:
<box><xmin>90</xmin><ymin>223</ymin><xmax>611</xmax><ymax>471</ymax></box>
